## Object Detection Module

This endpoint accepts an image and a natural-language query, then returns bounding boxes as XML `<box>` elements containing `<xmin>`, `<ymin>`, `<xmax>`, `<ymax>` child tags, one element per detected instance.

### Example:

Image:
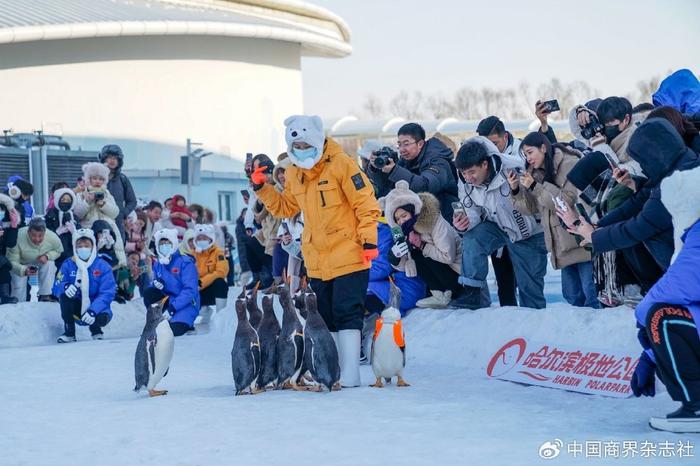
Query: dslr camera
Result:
<box><xmin>372</xmin><ymin>146</ymin><xmax>398</xmax><ymax>169</ymax></box>
<box><xmin>580</xmin><ymin>112</ymin><xmax>605</xmax><ymax>140</ymax></box>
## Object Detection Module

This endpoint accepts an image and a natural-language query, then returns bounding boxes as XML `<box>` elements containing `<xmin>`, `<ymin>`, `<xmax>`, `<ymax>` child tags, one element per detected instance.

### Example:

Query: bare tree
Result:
<box><xmin>389</xmin><ymin>90</ymin><xmax>426</xmax><ymax>119</ymax></box>
<box><xmin>636</xmin><ymin>76</ymin><xmax>661</xmax><ymax>104</ymax></box>
<box><xmin>362</xmin><ymin>94</ymin><xmax>385</xmax><ymax>119</ymax></box>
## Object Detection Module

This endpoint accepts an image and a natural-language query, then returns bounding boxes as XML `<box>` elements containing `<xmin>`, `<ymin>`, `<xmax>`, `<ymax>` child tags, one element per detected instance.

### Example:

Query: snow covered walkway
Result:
<box><xmin>0</xmin><ymin>292</ymin><xmax>696</xmax><ymax>465</ymax></box>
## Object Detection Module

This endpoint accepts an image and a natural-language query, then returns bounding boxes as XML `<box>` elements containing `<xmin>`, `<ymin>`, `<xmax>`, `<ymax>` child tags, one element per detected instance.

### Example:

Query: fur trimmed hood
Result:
<box><xmin>413</xmin><ymin>191</ymin><xmax>442</xmax><ymax>236</ymax></box>
<box><xmin>0</xmin><ymin>192</ymin><xmax>14</xmax><ymax>212</ymax></box>
<box><xmin>82</xmin><ymin>162</ymin><xmax>110</xmax><ymax>181</ymax></box>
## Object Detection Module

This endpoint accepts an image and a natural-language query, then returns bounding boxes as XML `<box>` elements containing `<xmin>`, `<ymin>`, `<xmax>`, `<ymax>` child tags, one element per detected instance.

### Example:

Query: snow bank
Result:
<box><xmin>402</xmin><ymin>303</ymin><xmax>637</xmax><ymax>371</ymax></box>
<box><xmin>0</xmin><ymin>300</ymin><xmax>146</xmax><ymax>348</ymax></box>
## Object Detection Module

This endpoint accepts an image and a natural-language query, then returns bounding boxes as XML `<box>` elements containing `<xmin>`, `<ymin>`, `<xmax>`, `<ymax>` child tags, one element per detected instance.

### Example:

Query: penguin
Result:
<box><xmin>231</xmin><ymin>299</ymin><xmax>262</xmax><ymax>395</ymax></box>
<box><xmin>370</xmin><ymin>280</ymin><xmax>409</xmax><ymax>388</ymax></box>
<box><xmin>276</xmin><ymin>281</ymin><xmax>306</xmax><ymax>390</ymax></box>
<box><xmin>134</xmin><ymin>299</ymin><xmax>175</xmax><ymax>397</ymax></box>
<box><xmin>256</xmin><ymin>295</ymin><xmax>281</xmax><ymax>390</ymax></box>
<box><xmin>303</xmin><ymin>289</ymin><xmax>341</xmax><ymax>392</ymax></box>
<box><xmin>246</xmin><ymin>282</ymin><xmax>263</xmax><ymax>330</ymax></box>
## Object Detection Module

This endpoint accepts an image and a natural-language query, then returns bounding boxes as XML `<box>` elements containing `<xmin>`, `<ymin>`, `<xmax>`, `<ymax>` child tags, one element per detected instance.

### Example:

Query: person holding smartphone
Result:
<box><xmin>510</xmin><ymin>131</ymin><xmax>600</xmax><ymax>309</ymax></box>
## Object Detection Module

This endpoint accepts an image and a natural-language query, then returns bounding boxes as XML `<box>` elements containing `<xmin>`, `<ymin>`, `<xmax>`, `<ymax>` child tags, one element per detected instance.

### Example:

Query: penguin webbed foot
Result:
<box><xmin>331</xmin><ymin>382</ymin><xmax>342</xmax><ymax>391</ymax></box>
<box><xmin>370</xmin><ymin>377</ymin><xmax>384</xmax><ymax>388</ymax></box>
<box><xmin>148</xmin><ymin>389</ymin><xmax>168</xmax><ymax>397</ymax></box>
<box><xmin>397</xmin><ymin>376</ymin><xmax>410</xmax><ymax>387</ymax></box>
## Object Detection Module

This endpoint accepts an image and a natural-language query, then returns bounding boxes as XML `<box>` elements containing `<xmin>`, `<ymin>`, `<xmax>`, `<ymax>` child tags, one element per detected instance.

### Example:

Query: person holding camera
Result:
<box><xmin>144</xmin><ymin>228</ymin><xmax>201</xmax><ymax>336</ymax></box>
<box><xmin>8</xmin><ymin>217</ymin><xmax>64</xmax><ymax>302</ymax></box>
<box><xmin>0</xmin><ymin>193</ymin><xmax>21</xmax><ymax>304</ymax></box>
<box><xmin>367</xmin><ymin>123</ymin><xmax>458</xmax><ymax>221</ymax></box>
<box><xmin>383</xmin><ymin>180</ymin><xmax>462</xmax><ymax>309</ymax></box>
<box><xmin>451</xmin><ymin>137</ymin><xmax>548</xmax><ymax>310</ymax></box>
<box><xmin>509</xmin><ymin>132</ymin><xmax>599</xmax><ymax>308</ymax></box>
<box><xmin>74</xmin><ymin>162</ymin><xmax>127</xmax><ymax>268</ymax></box>
<box><xmin>54</xmin><ymin>228</ymin><xmax>116</xmax><ymax>343</ymax></box>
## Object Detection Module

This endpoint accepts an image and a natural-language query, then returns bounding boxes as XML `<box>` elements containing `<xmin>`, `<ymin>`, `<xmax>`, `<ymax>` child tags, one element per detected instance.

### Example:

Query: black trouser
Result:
<box><xmin>491</xmin><ymin>248</ymin><xmax>517</xmax><ymax>306</ymax></box>
<box><xmin>0</xmin><ymin>256</ymin><xmax>12</xmax><ymax>285</ymax></box>
<box><xmin>60</xmin><ymin>295</ymin><xmax>111</xmax><ymax>337</ymax></box>
<box><xmin>309</xmin><ymin>269</ymin><xmax>369</xmax><ymax>332</ymax></box>
<box><xmin>412</xmin><ymin>250</ymin><xmax>462</xmax><ymax>298</ymax></box>
<box><xmin>199</xmin><ymin>278</ymin><xmax>228</xmax><ymax>306</ymax></box>
<box><xmin>622</xmin><ymin>244</ymin><xmax>665</xmax><ymax>294</ymax></box>
<box><xmin>143</xmin><ymin>287</ymin><xmax>191</xmax><ymax>337</ymax></box>
<box><xmin>645</xmin><ymin>304</ymin><xmax>700</xmax><ymax>402</ymax></box>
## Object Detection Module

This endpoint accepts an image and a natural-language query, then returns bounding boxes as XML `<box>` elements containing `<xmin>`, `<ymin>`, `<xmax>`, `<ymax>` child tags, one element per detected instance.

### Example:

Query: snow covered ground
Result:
<box><xmin>1</xmin><ymin>288</ymin><xmax>697</xmax><ymax>466</ymax></box>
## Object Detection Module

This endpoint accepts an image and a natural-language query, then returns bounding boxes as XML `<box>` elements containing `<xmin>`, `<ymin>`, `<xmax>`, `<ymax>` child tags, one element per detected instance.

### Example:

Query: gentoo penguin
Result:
<box><xmin>257</xmin><ymin>295</ymin><xmax>281</xmax><ymax>390</ymax></box>
<box><xmin>303</xmin><ymin>290</ymin><xmax>340</xmax><ymax>392</ymax></box>
<box><xmin>246</xmin><ymin>282</ymin><xmax>263</xmax><ymax>330</ymax></box>
<box><xmin>134</xmin><ymin>299</ymin><xmax>175</xmax><ymax>397</ymax></box>
<box><xmin>276</xmin><ymin>281</ymin><xmax>305</xmax><ymax>390</ymax></box>
<box><xmin>231</xmin><ymin>299</ymin><xmax>262</xmax><ymax>395</ymax></box>
<box><xmin>370</xmin><ymin>281</ymin><xmax>409</xmax><ymax>388</ymax></box>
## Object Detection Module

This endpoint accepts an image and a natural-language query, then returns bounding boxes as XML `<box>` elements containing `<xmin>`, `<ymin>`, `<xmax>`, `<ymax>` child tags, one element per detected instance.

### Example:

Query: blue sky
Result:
<box><xmin>302</xmin><ymin>0</ymin><xmax>700</xmax><ymax>118</ymax></box>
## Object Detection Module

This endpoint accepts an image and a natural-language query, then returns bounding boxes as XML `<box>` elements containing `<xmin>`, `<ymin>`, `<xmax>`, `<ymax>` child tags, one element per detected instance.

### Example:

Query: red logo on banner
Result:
<box><xmin>486</xmin><ymin>338</ymin><xmax>527</xmax><ymax>377</ymax></box>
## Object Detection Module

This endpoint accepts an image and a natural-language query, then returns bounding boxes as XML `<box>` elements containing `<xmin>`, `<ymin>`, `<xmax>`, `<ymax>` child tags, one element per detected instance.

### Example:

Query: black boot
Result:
<box><xmin>650</xmin><ymin>400</ymin><xmax>700</xmax><ymax>433</ymax></box>
<box><xmin>0</xmin><ymin>283</ymin><xmax>18</xmax><ymax>304</ymax></box>
<box><xmin>449</xmin><ymin>285</ymin><xmax>482</xmax><ymax>310</ymax></box>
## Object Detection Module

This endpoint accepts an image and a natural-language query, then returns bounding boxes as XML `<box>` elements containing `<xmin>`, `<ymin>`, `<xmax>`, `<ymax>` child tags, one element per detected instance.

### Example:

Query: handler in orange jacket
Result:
<box><xmin>252</xmin><ymin>114</ymin><xmax>380</xmax><ymax>388</ymax></box>
<box><xmin>193</xmin><ymin>223</ymin><xmax>229</xmax><ymax>325</ymax></box>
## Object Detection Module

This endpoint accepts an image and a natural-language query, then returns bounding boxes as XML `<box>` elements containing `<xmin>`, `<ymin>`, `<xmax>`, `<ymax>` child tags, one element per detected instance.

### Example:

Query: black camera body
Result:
<box><xmin>94</xmin><ymin>191</ymin><xmax>105</xmax><ymax>201</ymax></box>
<box><xmin>373</xmin><ymin>146</ymin><xmax>398</xmax><ymax>169</ymax></box>
<box><xmin>580</xmin><ymin>113</ymin><xmax>605</xmax><ymax>139</ymax></box>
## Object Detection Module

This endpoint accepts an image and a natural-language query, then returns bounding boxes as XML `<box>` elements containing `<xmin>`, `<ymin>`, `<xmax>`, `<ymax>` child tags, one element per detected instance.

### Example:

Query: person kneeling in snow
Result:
<box><xmin>630</xmin><ymin>165</ymin><xmax>700</xmax><ymax>432</ymax></box>
<box><xmin>144</xmin><ymin>229</ymin><xmax>200</xmax><ymax>336</ymax></box>
<box><xmin>193</xmin><ymin>223</ymin><xmax>229</xmax><ymax>325</ymax></box>
<box><xmin>54</xmin><ymin>229</ymin><xmax>116</xmax><ymax>343</ymax></box>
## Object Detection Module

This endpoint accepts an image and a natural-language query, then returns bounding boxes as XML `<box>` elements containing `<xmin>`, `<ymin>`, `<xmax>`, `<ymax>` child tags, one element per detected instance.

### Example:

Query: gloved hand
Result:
<box><xmin>362</xmin><ymin>243</ymin><xmax>379</xmax><ymax>265</ymax></box>
<box><xmin>391</xmin><ymin>241</ymin><xmax>409</xmax><ymax>258</ymax></box>
<box><xmin>153</xmin><ymin>279</ymin><xmax>165</xmax><ymax>291</ymax></box>
<box><xmin>65</xmin><ymin>284</ymin><xmax>78</xmax><ymax>298</ymax></box>
<box><xmin>631</xmin><ymin>351</ymin><xmax>656</xmax><ymax>397</ymax></box>
<box><xmin>81</xmin><ymin>309</ymin><xmax>96</xmax><ymax>325</ymax></box>
<box><xmin>250</xmin><ymin>166</ymin><xmax>269</xmax><ymax>190</ymax></box>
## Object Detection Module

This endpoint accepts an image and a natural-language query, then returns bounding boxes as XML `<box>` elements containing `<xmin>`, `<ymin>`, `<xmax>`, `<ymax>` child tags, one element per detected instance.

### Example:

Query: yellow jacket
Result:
<box><xmin>256</xmin><ymin>138</ymin><xmax>380</xmax><ymax>281</ymax></box>
<box><xmin>194</xmin><ymin>245</ymin><xmax>229</xmax><ymax>289</ymax></box>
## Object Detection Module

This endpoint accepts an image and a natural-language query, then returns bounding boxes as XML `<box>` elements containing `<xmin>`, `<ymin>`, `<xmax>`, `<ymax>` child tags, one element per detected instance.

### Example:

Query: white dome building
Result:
<box><xmin>0</xmin><ymin>0</ymin><xmax>350</xmax><ymax>168</ymax></box>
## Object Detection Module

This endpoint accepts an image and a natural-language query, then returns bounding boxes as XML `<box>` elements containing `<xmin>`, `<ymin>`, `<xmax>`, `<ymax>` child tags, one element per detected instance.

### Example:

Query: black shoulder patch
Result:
<box><xmin>351</xmin><ymin>173</ymin><xmax>366</xmax><ymax>191</ymax></box>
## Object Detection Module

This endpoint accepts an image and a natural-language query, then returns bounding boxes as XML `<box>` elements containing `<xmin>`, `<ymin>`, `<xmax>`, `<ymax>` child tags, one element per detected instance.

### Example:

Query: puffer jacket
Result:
<box><xmin>7</xmin><ymin>227</ymin><xmax>64</xmax><ymax>276</ymax></box>
<box><xmin>456</xmin><ymin>136</ymin><xmax>543</xmax><ymax>243</ymax></box>
<box><xmin>512</xmin><ymin>146</ymin><xmax>591</xmax><ymax>269</ymax></box>
<box><xmin>255</xmin><ymin>137</ymin><xmax>380</xmax><ymax>281</ymax></box>
<box><xmin>152</xmin><ymin>251</ymin><xmax>200</xmax><ymax>327</ymax></box>
<box><xmin>194</xmin><ymin>244</ymin><xmax>229</xmax><ymax>289</ymax></box>
<box><xmin>385</xmin><ymin>188</ymin><xmax>462</xmax><ymax>274</ymax></box>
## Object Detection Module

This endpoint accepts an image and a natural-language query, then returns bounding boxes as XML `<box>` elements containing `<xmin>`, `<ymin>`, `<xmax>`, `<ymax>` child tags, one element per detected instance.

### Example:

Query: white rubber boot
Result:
<box><xmin>416</xmin><ymin>290</ymin><xmax>452</xmax><ymax>309</ymax></box>
<box><xmin>198</xmin><ymin>306</ymin><xmax>213</xmax><ymax>325</ymax></box>
<box><xmin>215</xmin><ymin>298</ymin><xmax>227</xmax><ymax>313</ymax></box>
<box><xmin>338</xmin><ymin>329</ymin><xmax>361</xmax><ymax>387</ymax></box>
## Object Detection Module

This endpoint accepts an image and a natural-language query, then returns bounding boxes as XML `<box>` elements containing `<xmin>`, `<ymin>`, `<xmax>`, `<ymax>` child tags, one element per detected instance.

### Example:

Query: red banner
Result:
<box><xmin>486</xmin><ymin>337</ymin><xmax>639</xmax><ymax>398</ymax></box>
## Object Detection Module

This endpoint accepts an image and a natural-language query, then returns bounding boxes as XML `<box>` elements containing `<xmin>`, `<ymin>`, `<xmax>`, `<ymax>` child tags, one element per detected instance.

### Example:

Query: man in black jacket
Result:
<box><xmin>99</xmin><ymin>144</ymin><xmax>137</xmax><ymax>243</ymax></box>
<box><xmin>367</xmin><ymin>123</ymin><xmax>458</xmax><ymax>221</ymax></box>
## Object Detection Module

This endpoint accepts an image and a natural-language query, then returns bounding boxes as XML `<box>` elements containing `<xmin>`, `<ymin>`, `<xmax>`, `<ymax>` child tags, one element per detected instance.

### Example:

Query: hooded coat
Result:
<box><xmin>592</xmin><ymin>118</ymin><xmax>700</xmax><ymax>270</ymax></box>
<box><xmin>100</xmin><ymin>145</ymin><xmax>137</xmax><ymax>240</ymax></box>
<box><xmin>456</xmin><ymin>136</ymin><xmax>543</xmax><ymax>243</ymax></box>
<box><xmin>255</xmin><ymin>137</ymin><xmax>380</xmax><ymax>281</ymax></box>
<box><xmin>45</xmin><ymin>188</ymin><xmax>84</xmax><ymax>270</ymax></box>
<box><xmin>383</xmin><ymin>181</ymin><xmax>462</xmax><ymax>274</ymax></box>
<box><xmin>652</xmin><ymin>69</ymin><xmax>700</xmax><ymax>114</ymax></box>
<box><xmin>7</xmin><ymin>227</ymin><xmax>64</xmax><ymax>276</ymax></box>
<box><xmin>193</xmin><ymin>224</ymin><xmax>229</xmax><ymax>289</ymax></box>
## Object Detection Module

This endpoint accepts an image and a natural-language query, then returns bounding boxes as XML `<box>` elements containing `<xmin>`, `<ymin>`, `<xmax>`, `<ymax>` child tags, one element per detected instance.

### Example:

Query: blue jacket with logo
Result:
<box><xmin>152</xmin><ymin>251</ymin><xmax>200</xmax><ymax>326</ymax></box>
<box><xmin>53</xmin><ymin>257</ymin><xmax>116</xmax><ymax>318</ymax></box>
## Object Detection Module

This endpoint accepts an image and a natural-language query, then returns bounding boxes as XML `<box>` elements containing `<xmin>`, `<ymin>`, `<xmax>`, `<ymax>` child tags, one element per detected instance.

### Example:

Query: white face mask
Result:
<box><xmin>158</xmin><ymin>243</ymin><xmax>173</xmax><ymax>257</ymax></box>
<box><xmin>195</xmin><ymin>239</ymin><xmax>211</xmax><ymax>251</ymax></box>
<box><xmin>76</xmin><ymin>247</ymin><xmax>92</xmax><ymax>261</ymax></box>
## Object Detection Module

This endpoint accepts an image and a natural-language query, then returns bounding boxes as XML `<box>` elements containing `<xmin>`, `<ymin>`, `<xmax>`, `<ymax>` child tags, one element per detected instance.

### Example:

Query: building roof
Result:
<box><xmin>0</xmin><ymin>0</ymin><xmax>351</xmax><ymax>57</ymax></box>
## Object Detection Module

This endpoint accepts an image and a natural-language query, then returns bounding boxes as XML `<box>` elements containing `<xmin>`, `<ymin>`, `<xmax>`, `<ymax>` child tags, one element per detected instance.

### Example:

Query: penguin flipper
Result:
<box><xmin>134</xmin><ymin>336</ymin><xmax>150</xmax><ymax>391</ymax></box>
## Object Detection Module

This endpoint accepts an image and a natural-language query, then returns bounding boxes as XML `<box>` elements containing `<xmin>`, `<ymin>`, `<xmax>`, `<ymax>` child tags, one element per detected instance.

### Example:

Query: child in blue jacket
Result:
<box><xmin>54</xmin><ymin>228</ymin><xmax>116</xmax><ymax>343</ymax></box>
<box><xmin>144</xmin><ymin>228</ymin><xmax>200</xmax><ymax>336</ymax></box>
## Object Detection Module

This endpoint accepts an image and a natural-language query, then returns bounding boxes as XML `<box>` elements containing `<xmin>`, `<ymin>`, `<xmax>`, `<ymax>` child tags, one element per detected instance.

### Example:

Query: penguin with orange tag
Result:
<box><xmin>370</xmin><ymin>280</ymin><xmax>409</xmax><ymax>388</ymax></box>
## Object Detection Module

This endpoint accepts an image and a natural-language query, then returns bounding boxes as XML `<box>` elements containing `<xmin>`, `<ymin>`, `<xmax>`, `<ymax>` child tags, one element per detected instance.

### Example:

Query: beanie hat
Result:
<box><xmin>383</xmin><ymin>180</ymin><xmax>423</xmax><ymax>229</ymax></box>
